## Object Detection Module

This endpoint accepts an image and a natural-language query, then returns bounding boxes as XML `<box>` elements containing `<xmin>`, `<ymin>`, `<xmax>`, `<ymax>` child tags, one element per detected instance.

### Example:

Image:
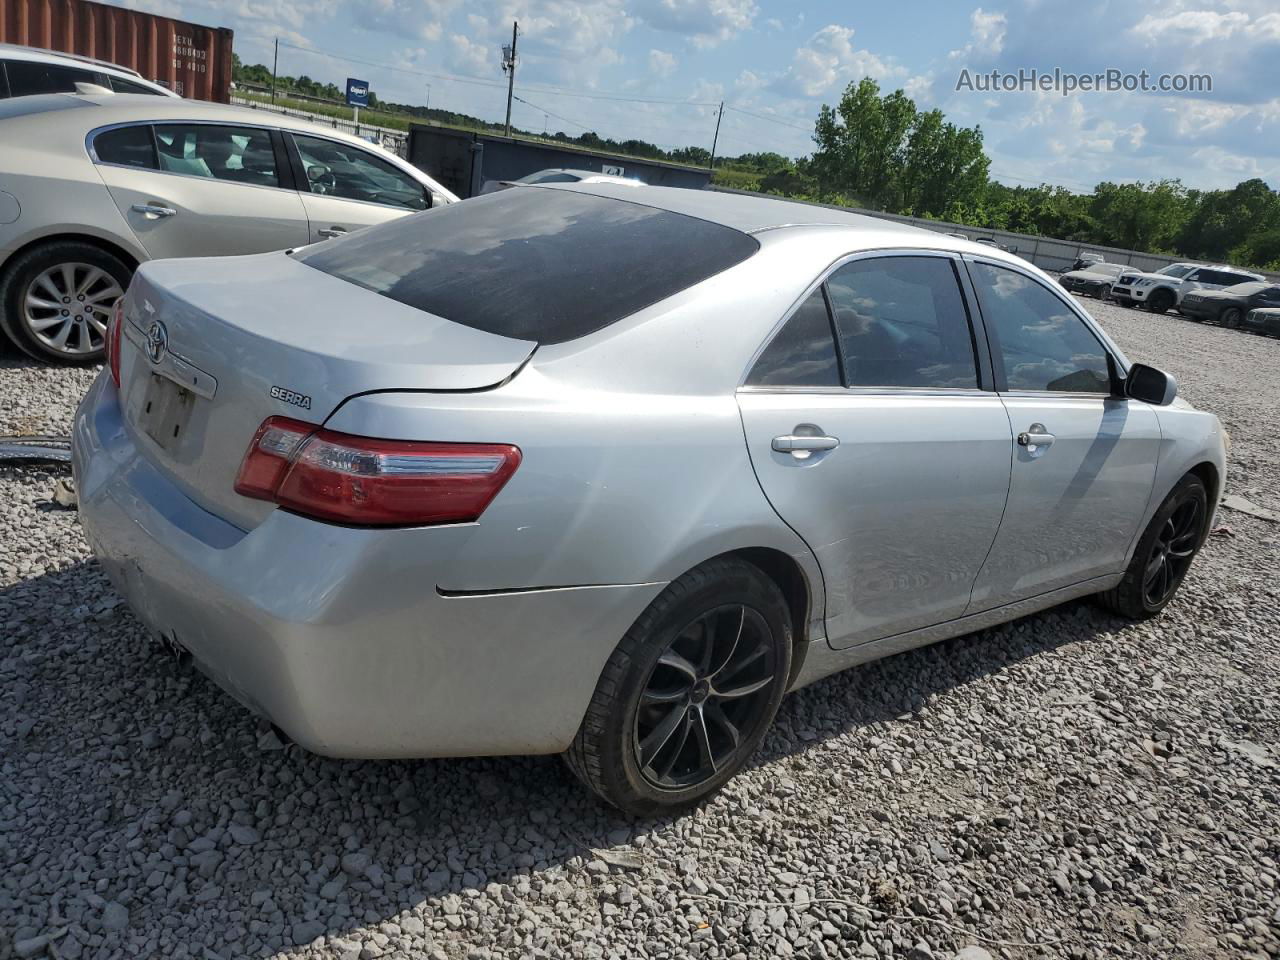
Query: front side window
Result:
<box><xmin>825</xmin><ymin>256</ymin><xmax>978</xmax><ymax>389</ymax></box>
<box><xmin>293</xmin><ymin>133</ymin><xmax>427</xmax><ymax>210</ymax></box>
<box><xmin>746</xmin><ymin>288</ymin><xmax>841</xmax><ymax>387</ymax></box>
<box><xmin>153</xmin><ymin>124</ymin><xmax>279</xmax><ymax>187</ymax></box>
<box><xmin>92</xmin><ymin>125</ymin><xmax>157</xmax><ymax>169</ymax></box>
<box><xmin>970</xmin><ymin>261</ymin><xmax>1111</xmax><ymax>394</ymax></box>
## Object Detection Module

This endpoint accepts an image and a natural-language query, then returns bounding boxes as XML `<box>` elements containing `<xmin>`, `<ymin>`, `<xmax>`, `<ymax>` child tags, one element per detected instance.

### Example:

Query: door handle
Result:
<box><xmin>1017</xmin><ymin>424</ymin><xmax>1056</xmax><ymax>451</ymax></box>
<box><xmin>772</xmin><ymin>434</ymin><xmax>840</xmax><ymax>458</ymax></box>
<box><xmin>317</xmin><ymin>226</ymin><xmax>348</xmax><ymax>239</ymax></box>
<box><xmin>131</xmin><ymin>203</ymin><xmax>176</xmax><ymax>219</ymax></box>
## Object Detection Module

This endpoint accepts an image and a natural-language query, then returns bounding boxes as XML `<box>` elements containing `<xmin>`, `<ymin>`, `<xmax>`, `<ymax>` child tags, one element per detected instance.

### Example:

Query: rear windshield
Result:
<box><xmin>294</xmin><ymin>187</ymin><xmax>759</xmax><ymax>344</ymax></box>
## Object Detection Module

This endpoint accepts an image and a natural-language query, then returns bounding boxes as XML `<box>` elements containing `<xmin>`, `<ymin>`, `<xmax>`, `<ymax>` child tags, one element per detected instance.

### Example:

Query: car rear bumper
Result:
<box><xmin>73</xmin><ymin>372</ymin><xmax>665</xmax><ymax>759</ymax></box>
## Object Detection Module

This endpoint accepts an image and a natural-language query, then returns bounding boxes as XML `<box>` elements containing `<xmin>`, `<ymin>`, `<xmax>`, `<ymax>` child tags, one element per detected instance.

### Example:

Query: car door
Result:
<box><xmin>90</xmin><ymin>121</ymin><xmax>309</xmax><ymax>260</ymax></box>
<box><xmin>964</xmin><ymin>258</ymin><xmax>1160</xmax><ymax>611</ymax></box>
<box><xmin>737</xmin><ymin>252</ymin><xmax>1013</xmax><ymax>649</ymax></box>
<box><xmin>286</xmin><ymin>132</ymin><xmax>432</xmax><ymax>243</ymax></box>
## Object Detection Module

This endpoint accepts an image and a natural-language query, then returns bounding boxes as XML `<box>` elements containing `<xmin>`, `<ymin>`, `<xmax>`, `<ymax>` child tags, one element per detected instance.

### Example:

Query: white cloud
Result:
<box><xmin>634</xmin><ymin>0</ymin><xmax>757</xmax><ymax>47</ymax></box>
<box><xmin>949</xmin><ymin>7</ymin><xmax>1006</xmax><ymax>60</ymax></box>
<box><xmin>648</xmin><ymin>48</ymin><xmax>678</xmax><ymax>77</ymax></box>
<box><xmin>778</xmin><ymin>24</ymin><xmax>906</xmax><ymax>98</ymax></box>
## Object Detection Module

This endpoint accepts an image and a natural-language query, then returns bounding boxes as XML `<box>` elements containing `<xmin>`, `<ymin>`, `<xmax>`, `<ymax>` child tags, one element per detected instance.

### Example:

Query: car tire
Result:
<box><xmin>1146</xmin><ymin>289</ymin><xmax>1175</xmax><ymax>314</ymax></box>
<box><xmin>1221</xmin><ymin>307</ymin><xmax>1242</xmax><ymax>329</ymax></box>
<box><xmin>1098</xmin><ymin>284</ymin><xmax>1112</xmax><ymax>300</ymax></box>
<box><xmin>1097</xmin><ymin>474</ymin><xmax>1208</xmax><ymax>621</ymax></box>
<box><xmin>0</xmin><ymin>241</ymin><xmax>131</xmax><ymax>364</ymax></box>
<box><xmin>1116</xmin><ymin>297</ymin><xmax>1134</xmax><ymax>308</ymax></box>
<box><xmin>564</xmin><ymin>557</ymin><xmax>792</xmax><ymax>816</ymax></box>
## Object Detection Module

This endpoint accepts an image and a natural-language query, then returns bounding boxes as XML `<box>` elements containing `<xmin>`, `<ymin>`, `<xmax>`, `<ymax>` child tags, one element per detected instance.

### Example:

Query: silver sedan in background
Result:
<box><xmin>73</xmin><ymin>185</ymin><xmax>1226</xmax><ymax>815</ymax></box>
<box><xmin>0</xmin><ymin>92</ymin><xmax>456</xmax><ymax>363</ymax></box>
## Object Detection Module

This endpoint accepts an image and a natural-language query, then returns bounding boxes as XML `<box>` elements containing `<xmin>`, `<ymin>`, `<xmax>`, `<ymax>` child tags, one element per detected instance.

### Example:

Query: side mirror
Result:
<box><xmin>1125</xmin><ymin>363</ymin><xmax>1177</xmax><ymax>405</ymax></box>
<box><xmin>307</xmin><ymin>164</ymin><xmax>328</xmax><ymax>182</ymax></box>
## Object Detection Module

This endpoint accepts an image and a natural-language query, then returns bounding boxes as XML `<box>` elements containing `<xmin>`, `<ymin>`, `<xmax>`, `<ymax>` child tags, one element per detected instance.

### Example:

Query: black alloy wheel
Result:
<box><xmin>1221</xmin><ymin>307</ymin><xmax>1242</xmax><ymax>329</ymax></box>
<box><xmin>634</xmin><ymin>604</ymin><xmax>777</xmax><ymax>789</ymax></box>
<box><xmin>1141</xmin><ymin>496</ymin><xmax>1203</xmax><ymax>607</ymax></box>
<box><xmin>1098</xmin><ymin>473</ymin><xmax>1208</xmax><ymax>620</ymax></box>
<box><xmin>565</xmin><ymin>557</ymin><xmax>792</xmax><ymax>816</ymax></box>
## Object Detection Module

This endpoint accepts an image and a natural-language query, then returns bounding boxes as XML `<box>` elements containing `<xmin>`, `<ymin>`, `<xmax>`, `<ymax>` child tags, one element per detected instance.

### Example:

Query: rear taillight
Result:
<box><xmin>107</xmin><ymin>299</ymin><xmax>124</xmax><ymax>387</ymax></box>
<box><xmin>234</xmin><ymin>416</ymin><xmax>521</xmax><ymax>527</ymax></box>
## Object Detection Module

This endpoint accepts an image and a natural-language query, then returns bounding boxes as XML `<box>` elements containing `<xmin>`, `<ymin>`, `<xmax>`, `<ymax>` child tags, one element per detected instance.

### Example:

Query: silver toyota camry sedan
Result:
<box><xmin>73</xmin><ymin>184</ymin><xmax>1226</xmax><ymax>815</ymax></box>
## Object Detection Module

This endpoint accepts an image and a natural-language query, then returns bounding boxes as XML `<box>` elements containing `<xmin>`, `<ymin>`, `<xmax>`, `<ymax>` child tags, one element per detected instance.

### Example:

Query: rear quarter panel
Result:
<box><xmin>0</xmin><ymin>114</ymin><xmax>147</xmax><ymax>263</ymax></box>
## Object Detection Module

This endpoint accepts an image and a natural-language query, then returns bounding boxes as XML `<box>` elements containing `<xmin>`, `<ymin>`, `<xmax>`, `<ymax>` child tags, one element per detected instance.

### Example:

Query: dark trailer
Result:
<box><xmin>407</xmin><ymin>124</ymin><xmax>714</xmax><ymax>200</ymax></box>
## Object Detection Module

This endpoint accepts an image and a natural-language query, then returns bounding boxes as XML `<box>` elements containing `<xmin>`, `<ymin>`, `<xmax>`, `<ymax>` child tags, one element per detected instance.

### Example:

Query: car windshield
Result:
<box><xmin>1157</xmin><ymin>265</ymin><xmax>1195</xmax><ymax>278</ymax></box>
<box><xmin>294</xmin><ymin>188</ymin><xmax>759</xmax><ymax>344</ymax></box>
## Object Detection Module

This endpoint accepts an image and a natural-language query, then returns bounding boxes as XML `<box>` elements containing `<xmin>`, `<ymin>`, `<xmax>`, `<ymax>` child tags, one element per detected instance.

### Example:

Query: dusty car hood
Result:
<box><xmin>1062</xmin><ymin>270</ymin><xmax>1117</xmax><ymax>281</ymax></box>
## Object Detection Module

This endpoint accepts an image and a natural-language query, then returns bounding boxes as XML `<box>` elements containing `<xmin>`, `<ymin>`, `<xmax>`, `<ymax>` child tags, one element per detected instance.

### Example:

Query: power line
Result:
<box><xmin>512</xmin><ymin>94</ymin><xmax>591</xmax><ymax>132</ymax></box>
<box><xmin>724</xmin><ymin>105</ymin><xmax>813</xmax><ymax>133</ymax></box>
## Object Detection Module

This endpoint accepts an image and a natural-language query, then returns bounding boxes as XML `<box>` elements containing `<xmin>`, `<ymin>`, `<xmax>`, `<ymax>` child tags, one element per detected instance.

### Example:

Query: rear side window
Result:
<box><xmin>747</xmin><ymin>288</ymin><xmax>841</xmax><ymax>387</ymax></box>
<box><xmin>825</xmin><ymin>256</ymin><xmax>979</xmax><ymax>388</ymax></box>
<box><xmin>970</xmin><ymin>262</ymin><xmax>1111</xmax><ymax>394</ymax></box>
<box><xmin>93</xmin><ymin>125</ymin><xmax>158</xmax><ymax>169</ymax></box>
<box><xmin>3</xmin><ymin>59</ymin><xmax>95</xmax><ymax>96</ymax></box>
<box><xmin>108</xmin><ymin>76</ymin><xmax>163</xmax><ymax>96</ymax></box>
<box><xmin>295</xmin><ymin>188</ymin><xmax>760</xmax><ymax>344</ymax></box>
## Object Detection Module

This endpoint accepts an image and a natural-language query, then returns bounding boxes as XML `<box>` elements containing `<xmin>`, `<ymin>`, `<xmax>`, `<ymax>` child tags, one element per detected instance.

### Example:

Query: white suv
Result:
<box><xmin>1111</xmin><ymin>262</ymin><xmax>1263</xmax><ymax>314</ymax></box>
<box><xmin>0</xmin><ymin>44</ymin><xmax>178</xmax><ymax>99</ymax></box>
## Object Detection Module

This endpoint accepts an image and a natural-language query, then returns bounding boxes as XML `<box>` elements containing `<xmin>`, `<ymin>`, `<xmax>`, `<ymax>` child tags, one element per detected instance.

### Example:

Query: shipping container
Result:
<box><xmin>0</xmin><ymin>0</ymin><xmax>233</xmax><ymax>101</ymax></box>
<box><xmin>408</xmin><ymin>125</ymin><xmax>714</xmax><ymax>199</ymax></box>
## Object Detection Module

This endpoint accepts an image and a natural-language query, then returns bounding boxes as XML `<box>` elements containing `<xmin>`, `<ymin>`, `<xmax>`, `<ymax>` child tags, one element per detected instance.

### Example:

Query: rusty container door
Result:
<box><xmin>0</xmin><ymin>0</ymin><xmax>234</xmax><ymax>101</ymax></box>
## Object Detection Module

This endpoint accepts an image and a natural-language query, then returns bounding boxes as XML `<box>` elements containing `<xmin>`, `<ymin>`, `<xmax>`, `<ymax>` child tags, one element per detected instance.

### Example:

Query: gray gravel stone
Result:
<box><xmin>2</xmin><ymin>302</ymin><xmax>1279</xmax><ymax>960</ymax></box>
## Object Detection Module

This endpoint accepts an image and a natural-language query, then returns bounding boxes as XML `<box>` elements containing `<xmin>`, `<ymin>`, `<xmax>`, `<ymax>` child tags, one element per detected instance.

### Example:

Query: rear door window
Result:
<box><xmin>295</xmin><ymin>188</ymin><xmax>760</xmax><ymax>344</ymax></box>
<box><xmin>825</xmin><ymin>256</ymin><xmax>979</xmax><ymax>389</ymax></box>
<box><xmin>154</xmin><ymin>124</ymin><xmax>280</xmax><ymax>187</ymax></box>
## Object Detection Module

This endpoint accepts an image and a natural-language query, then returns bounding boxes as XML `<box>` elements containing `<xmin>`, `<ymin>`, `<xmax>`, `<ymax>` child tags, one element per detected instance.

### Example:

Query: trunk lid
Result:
<box><xmin>117</xmin><ymin>251</ymin><xmax>535</xmax><ymax>530</ymax></box>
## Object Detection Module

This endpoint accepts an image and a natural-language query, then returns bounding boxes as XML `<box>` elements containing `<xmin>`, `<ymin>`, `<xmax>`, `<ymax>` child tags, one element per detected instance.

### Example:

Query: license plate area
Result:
<box><xmin>140</xmin><ymin>373</ymin><xmax>196</xmax><ymax>451</ymax></box>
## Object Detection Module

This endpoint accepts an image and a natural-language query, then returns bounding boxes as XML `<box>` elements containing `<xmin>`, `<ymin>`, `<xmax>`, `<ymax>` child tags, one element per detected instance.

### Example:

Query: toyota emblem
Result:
<box><xmin>145</xmin><ymin>321</ymin><xmax>168</xmax><ymax>364</ymax></box>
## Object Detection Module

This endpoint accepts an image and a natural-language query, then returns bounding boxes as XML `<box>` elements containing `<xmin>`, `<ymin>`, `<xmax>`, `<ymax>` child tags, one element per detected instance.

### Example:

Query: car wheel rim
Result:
<box><xmin>634</xmin><ymin>604</ymin><xmax>776</xmax><ymax>790</ymax></box>
<box><xmin>22</xmin><ymin>262</ymin><xmax>122</xmax><ymax>356</ymax></box>
<box><xmin>1142</xmin><ymin>497</ymin><xmax>1202</xmax><ymax>607</ymax></box>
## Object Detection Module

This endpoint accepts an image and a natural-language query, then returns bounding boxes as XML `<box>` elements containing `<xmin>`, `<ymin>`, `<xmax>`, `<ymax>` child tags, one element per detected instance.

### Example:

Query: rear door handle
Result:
<box><xmin>317</xmin><ymin>226</ymin><xmax>348</xmax><ymax>239</ymax></box>
<box><xmin>1017</xmin><ymin>423</ymin><xmax>1056</xmax><ymax>451</ymax></box>
<box><xmin>772</xmin><ymin>434</ymin><xmax>840</xmax><ymax>456</ymax></box>
<box><xmin>131</xmin><ymin>203</ymin><xmax>176</xmax><ymax>219</ymax></box>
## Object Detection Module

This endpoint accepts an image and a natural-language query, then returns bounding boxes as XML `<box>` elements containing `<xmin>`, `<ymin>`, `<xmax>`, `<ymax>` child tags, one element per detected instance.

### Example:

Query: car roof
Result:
<box><xmin>4</xmin><ymin>92</ymin><xmax>402</xmax><ymax>150</ymax></box>
<box><xmin>0</xmin><ymin>42</ymin><xmax>145</xmax><ymax>77</ymax></box>
<box><xmin>553</xmin><ymin>181</ymin><xmax>978</xmax><ymax>244</ymax></box>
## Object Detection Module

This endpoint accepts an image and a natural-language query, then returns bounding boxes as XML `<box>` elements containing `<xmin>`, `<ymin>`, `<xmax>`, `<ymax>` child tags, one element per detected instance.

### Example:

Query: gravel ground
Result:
<box><xmin>2</xmin><ymin>299</ymin><xmax>1278</xmax><ymax>960</ymax></box>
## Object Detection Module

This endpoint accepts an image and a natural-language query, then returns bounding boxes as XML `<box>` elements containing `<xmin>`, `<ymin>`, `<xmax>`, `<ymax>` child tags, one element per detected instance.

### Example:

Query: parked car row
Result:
<box><xmin>1058</xmin><ymin>257</ymin><xmax>1279</xmax><ymax>335</ymax></box>
<box><xmin>0</xmin><ymin>88</ymin><xmax>457</xmax><ymax>361</ymax></box>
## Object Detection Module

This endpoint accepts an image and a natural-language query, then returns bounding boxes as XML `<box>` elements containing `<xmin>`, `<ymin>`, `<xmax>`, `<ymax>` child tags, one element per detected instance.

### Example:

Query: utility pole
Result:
<box><xmin>425</xmin><ymin>83</ymin><xmax>431</xmax><ymax>114</ymax></box>
<box><xmin>502</xmin><ymin>21</ymin><xmax>519</xmax><ymax>137</ymax></box>
<box><xmin>709</xmin><ymin>101</ymin><xmax>724</xmax><ymax>171</ymax></box>
<box><xmin>270</xmin><ymin>38</ymin><xmax>278</xmax><ymax>104</ymax></box>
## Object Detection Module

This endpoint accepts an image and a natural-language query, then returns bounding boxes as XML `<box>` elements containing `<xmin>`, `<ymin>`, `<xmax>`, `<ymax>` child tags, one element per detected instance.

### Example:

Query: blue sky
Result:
<box><xmin>121</xmin><ymin>0</ymin><xmax>1280</xmax><ymax>192</ymax></box>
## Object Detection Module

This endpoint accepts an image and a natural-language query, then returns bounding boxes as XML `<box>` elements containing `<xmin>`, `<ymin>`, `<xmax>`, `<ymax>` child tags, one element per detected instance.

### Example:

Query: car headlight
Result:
<box><xmin>1135</xmin><ymin>279</ymin><xmax>1155</xmax><ymax>287</ymax></box>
